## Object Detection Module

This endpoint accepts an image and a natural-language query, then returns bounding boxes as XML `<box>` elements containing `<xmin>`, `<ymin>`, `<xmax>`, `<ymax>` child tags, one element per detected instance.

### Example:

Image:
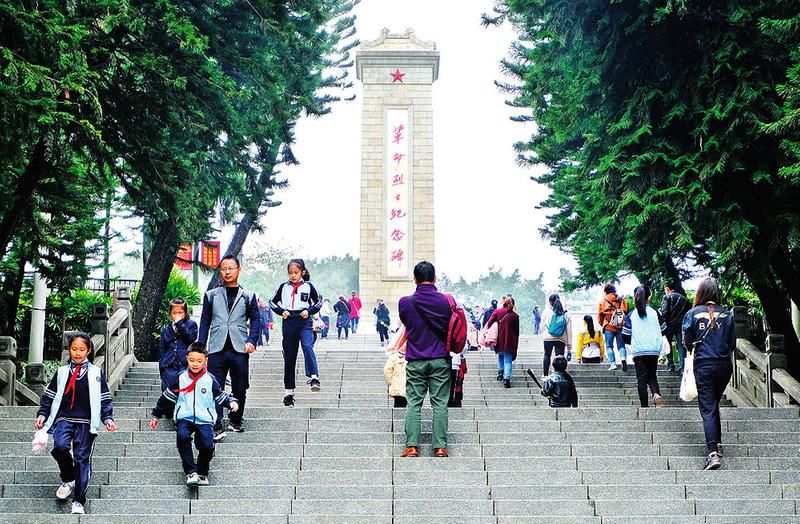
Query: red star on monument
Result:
<box><xmin>390</xmin><ymin>69</ymin><xmax>405</xmax><ymax>83</ymax></box>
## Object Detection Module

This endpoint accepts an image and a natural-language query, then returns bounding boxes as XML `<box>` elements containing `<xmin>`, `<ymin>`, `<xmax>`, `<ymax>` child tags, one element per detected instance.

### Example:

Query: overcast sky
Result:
<box><xmin>231</xmin><ymin>0</ymin><xmax>577</xmax><ymax>289</ymax></box>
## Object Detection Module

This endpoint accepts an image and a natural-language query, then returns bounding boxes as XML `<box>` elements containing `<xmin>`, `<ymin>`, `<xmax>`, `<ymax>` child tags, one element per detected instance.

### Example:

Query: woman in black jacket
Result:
<box><xmin>682</xmin><ymin>277</ymin><xmax>736</xmax><ymax>470</ymax></box>
<box><xmin>333</xmin><ymin>295</ymin><xmax>351</xmax><ymax>339</ymax></box>
<box><xmin>373</xmin><ymin>299</ymin><xmax>391</xmax><ymax>347</ymax></box>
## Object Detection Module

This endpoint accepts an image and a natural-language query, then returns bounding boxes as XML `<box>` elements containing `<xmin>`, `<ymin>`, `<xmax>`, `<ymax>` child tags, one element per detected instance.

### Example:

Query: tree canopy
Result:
<box><xmin>487</xmin><ymin>0</ymin><xmax>800</xmax><ymax>361</ymax></box>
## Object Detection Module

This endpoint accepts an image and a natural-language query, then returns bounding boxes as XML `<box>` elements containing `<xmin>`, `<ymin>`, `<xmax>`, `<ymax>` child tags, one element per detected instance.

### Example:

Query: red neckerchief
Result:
<box><xmin>63</xmin><ymin>361</ymin><xmax>87</xmax><ymax>409</ymax></box>
<box><xmin>289</xmin><ymin>280</ymin><xmax>304</xmax><ymax>309</ymax></box>
<box><xmin>173</xmin><ymin>368</ymin><xmax>207</xmax><ymax>394</ymax></box>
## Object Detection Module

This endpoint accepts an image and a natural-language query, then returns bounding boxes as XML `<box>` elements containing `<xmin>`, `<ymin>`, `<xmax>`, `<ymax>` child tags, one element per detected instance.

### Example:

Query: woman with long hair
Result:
<box><xmin>622</xmin><ymin>286</ymin><xmax>666</xmax><ymax>407</ymax></box>
<box><xmin>576</xmin><ymin>315</ymin><xmax>605</xmax><ymax>364</ymax></box>
<box><xmin>683</xmin><ymin>277</ymin><xmax>736</xmax><ymax>470</ymax></box>
<box><xmin>541</xmin><ymin>294</ymin><xmax>572</xmax><ymax>376</ymax></box>
<box><xmin>485</xmin><ymin>296</ymin><xmax>520</xmax><ymax>388</ymax></box>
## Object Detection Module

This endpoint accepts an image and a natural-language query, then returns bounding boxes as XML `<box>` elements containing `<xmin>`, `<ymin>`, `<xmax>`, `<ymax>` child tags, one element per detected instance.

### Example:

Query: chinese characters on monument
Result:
<box><xmin>385</xmin><ymin>109</ymin><xmax>411</xmax><ymax>278</ymax></box>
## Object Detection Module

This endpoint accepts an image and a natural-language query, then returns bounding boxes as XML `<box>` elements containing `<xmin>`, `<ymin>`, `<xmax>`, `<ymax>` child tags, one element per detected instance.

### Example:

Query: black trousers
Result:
<box><xmin>543</xmin><ymin>340</ymin><xmax>565</xmax><ymax>376</ymax></box>
<box><xmin>633</xmin><ymin>355</ymin><xmax>660</xmax><ymax>407</ymax></box>
<box><xmin>208</xmin><ymin>345</ymin><xmax>249</xmax><ymax>428</ymax></box>
<box><xmin>694</xmin><ymin>358</ymin><xmax>733</xmax><ymax>454</ymax></box>
<box><xmin>377</xmin><ymin>324</ymin><xmax>389</xmax><ymax>343</ymax></box>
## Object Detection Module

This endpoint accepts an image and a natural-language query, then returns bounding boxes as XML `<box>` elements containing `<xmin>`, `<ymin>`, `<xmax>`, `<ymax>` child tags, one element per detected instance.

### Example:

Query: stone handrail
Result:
<box><xmin>62</xmin><ymin>286</ymin><xmax>136</xmax><ymax>395</ymax></box>
<box><xmin>729</xmin><ymin>306</ymin><xmax>800</xmax><ymax>407</ymax></box>
<box><xmin>0</xmin><ymin>286</ymin><xmax>137</xmax><ymax>406</ymax></box>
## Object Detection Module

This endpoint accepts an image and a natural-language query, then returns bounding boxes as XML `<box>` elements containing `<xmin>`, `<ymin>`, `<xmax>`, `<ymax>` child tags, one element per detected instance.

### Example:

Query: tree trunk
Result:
<box><xmin>205</xmin><ymin>210</ymin><xmax>256</xmax><ymax>291</ymax></box>
<box><xmin>663</xmin><ymin>255</ymin><xmax>687</xmax><ymax>296</ymax></box>
<box><xmin>132</xmin><ymin>219</ymin><xmax>179</xmax><ymax>361</ymax></box>
<box><xmin>0</xmin><ymin>138</ymin><xmax>48</xmax><ymax>258</ymax></box>
<box><xmin>0</xmin><ymin>259</ymin><xmax>27</xmax><ymax>336</ymax></box>
<box><xmin>742</xmin><ymin>259</ymin><xmax>800</xmax><ymax>375</ymax></box>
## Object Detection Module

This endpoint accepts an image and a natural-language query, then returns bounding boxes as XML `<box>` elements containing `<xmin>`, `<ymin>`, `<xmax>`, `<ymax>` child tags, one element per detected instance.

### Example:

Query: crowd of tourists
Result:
<box><xmin>33</xmin><ymin>254</ymin><xmax>735</xmax><ymax>514</ymax></box>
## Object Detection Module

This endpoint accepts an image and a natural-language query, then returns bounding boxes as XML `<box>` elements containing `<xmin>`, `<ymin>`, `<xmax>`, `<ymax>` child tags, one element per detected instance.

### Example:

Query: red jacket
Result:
<box><xmin>486</xmin><ymin>307</ymin><xmax>520</xmax><ymax>360</ymax></box>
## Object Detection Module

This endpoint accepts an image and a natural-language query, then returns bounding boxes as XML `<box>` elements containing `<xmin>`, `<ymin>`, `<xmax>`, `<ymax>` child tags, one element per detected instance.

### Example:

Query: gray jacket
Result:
<box><xmin>198</xmin><ymin>286</ymin><xmax>261</xmax><ymax>354</ymax></box>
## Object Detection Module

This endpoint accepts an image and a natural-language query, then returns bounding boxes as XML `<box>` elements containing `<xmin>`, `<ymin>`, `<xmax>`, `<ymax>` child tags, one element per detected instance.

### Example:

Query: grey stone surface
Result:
<box><xmin>86</xmin><ymin>499</ymin><xmax>191</xmax><ymax>514</ymax></box>
<box><xmin>195</xmin><ymin>485</ymin><xmax>294</xmax><ymax>499</ymax></box>
<box><xmin>497</xmin><ymin>518</ymin><xmax>600</xmax><ymax>524</ymax></box>
<box><xmin>296</xmin><ymin>485</ymin><xmax>392</xmax><ymax>499</ymax></box>
<box><xmin>676</xmin><ymin>469</ymin><xmax>769</xmax><ymax>484</ymax></box>
<box><xmin>393</xmin><ymin>457</ymin><xmax>485</xmax><ymax>471</ymax></box>
<box><xmin>686</xmin><ymin>483</ymin><xmax>782</xmax><ymax>499</ymax></box>
<box><xmin>581</xmin><ymin>470</ymin><xmax>676</xmax><ymax>485</ymax></box>
<box><xmin>300</xmin><ymin>457</ymin><xmax>391</xmax><ymax>470</ymax></box>
<box><xmin>1</xmin><ymin>484</ymin><xmax>101</xmax><ymax>499</ymax></box>
<box><xmin>82</xmin><ymin>517</ymin><xmax>183</xmax><ymax>524</ymax></box>
<box><xmin>184</xmin><ymin>517</ymin><xmax>287</xmax><ymax>524</ymax></box>
<box><xmin>485</xmin><ymin>457</ymin><xmax>577</xmax><ymax>472</ymax></box>
<box><xmin>492</xmin><ymin>485</ymin><xmax>588</xmax><ymax>500</ymax></box>
<box><xmin>695</xmin><ymin>498</ymin><xmax>796</xmax><ymax>515</ymax></box>
<box><xmin>587</xmin><ymin>484</ymin><xmax>684</xmax><ymax>500</ymax></box>
<box><xmin>494</xmin><ymin>499</ymin><xmax>595</xmax><ymax>516</ymax></box>
<box><xmin>190</xmin><ymin>499</ymin><xmax>290</xmax><ymax>514</ymax></box>
<box><xmin>594</xmin><ymin>499</ymin><xmax>695</xmax><ymax>516</ymax></box>
<box><xmin>577</xmin><ymin>456</ymin><xmax>667</xmax><ymax>471</ymax></box>
<box><xmin>393</xmin><ymin>471</ymin><xmax>487</xmax><ymax>486</ymax></box>
<box><xmin>394</xmin><ymin>485</ymin><xmax>490</xmax><ymax>499</ymax></box>
<box><xmin>393</xmin><ymin>499</ymin><xmax>494</xmax><ymax>516</ymax></box>
<box><xmin>287</xmin><ymin>517</ymin><xmax>389</xmax><ymax>524</ymax></box>
<box><xmin>297</xmin><ymin>470</ymin><xmax>391</xmax><ymax>485</ymax></box>
<box><xmin>290</xmin><ymin>499</ymin><xmax>392</xmax><ymax>515</ymax></box>
<box><xmin>489</xmin><ymin>470</ymin><xmax>582</xmax><ymax>486</ymax></box>
<box><xmin>0</xmin><ymin>515</ymin><xmax>79</xmax><ymax>524</ymax></box>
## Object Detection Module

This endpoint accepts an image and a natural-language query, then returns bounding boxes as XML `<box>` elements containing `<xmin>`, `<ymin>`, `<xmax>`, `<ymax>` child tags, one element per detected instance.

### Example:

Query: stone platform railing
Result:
<box><xmin>0</xmin><ymin>286</ymin><xmax>136</xmax><ymax>406</ymax></box>
<box><xmin>727</xmin><ymin>306</ymin><xmax>800</xmax><ymax>407</ymax></box>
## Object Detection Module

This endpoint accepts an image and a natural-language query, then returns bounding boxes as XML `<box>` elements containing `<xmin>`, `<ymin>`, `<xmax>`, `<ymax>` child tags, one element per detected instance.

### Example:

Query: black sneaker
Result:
<box><xmin>283</xmin><ymin>395</ymin><xmax>295</xmax><ymax>407</ymax></box>
<box><xmin>308</xmin><ymin>378</ymin><xmax>321</xmax><ymax>392</ymax></box>
<box><xmin>503</xmin><ymin>379</ymin><xmax>511</xmax><ymax>389</ymax></box>
<box><xmin>227</xmin><ymin>422</ymin><xmax>244</xmax><ymax>433</ymax></box>
<box><xmin>496</xmin><ymin>371</ymin><xmax>503</xmax><ymax>381</ymax></box>
<box><xmin>621</xmin><ymin>360</ymin><xmax>628</xmax><ymax>372</ymax></box>
<box><xmin>213</xmin><ymin>428</ymin><xmax>226</xmax><ymax>441</ymax></box>
<box><xmin>704</xmin><ymin>451</ymin><xmax>722</xmax><ymax>470</ymax></box>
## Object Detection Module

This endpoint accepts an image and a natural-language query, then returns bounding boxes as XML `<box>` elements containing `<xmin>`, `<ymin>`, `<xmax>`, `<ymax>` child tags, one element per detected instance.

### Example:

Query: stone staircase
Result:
<box><xmin>0</xmin><ymin>334</ymin><xmax>799</xmax><ymax>523</ymax></box>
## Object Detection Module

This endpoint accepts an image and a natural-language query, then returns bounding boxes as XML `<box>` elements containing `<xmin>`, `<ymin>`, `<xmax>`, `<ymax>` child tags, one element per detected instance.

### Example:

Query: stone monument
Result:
<box><xmin>355</xmin><ymin>28</ymin><xmax>440</xmax><ymax>311</ymax></box>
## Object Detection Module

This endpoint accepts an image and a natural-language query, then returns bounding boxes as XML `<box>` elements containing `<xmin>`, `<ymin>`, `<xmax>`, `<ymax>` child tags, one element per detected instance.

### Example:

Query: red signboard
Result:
<box><xmin>202</xmin><ymin>241</ymin><xmax>221</xmax><ymax>268</ymax></box>
<box><xmin>175</xmin><ymin>243</ymin><xmax>193</xmax><ymax>270</ymax></box>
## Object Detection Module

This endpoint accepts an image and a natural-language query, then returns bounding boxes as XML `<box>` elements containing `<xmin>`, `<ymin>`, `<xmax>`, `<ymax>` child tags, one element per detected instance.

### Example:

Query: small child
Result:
<box><xmin>269</xmin><ymin>258</ymin><xmax>323</xmax><ymax>407</ymax></box>
<box><xmin>448</xmin><ymin>352</ymin><xmax>468</xmax><ymax>408</ymax></box>
<box><xmin>540</xmin><ymin>355</ymin><xmax>578</xmax><ymax>408</ymax></box>
<box><xmin>149</xmin><ymin>342</ymin><xmax>238</xmax><ymax>486</ymax></box>
<box><xmin>158</xmin><ymin>297</ymin><xmax>199</xmax><ymax>392</ymax></box>
<box><xmin>384</xmin><ymin>330</ymin><xmax>407</xmax><ymax>408</ymax></box>
<box><xmin>35</xmin><ymin>332</ymin><xmax>117</xmax><ymax>515</ymax></box>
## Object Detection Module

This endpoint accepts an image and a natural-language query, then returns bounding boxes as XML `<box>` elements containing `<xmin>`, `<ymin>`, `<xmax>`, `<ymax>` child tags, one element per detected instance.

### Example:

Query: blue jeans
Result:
<box><xmin>604</xmin><ymin>329</ymin><xmax>626</xmax><ymax>363</ymax></box>
<box><xmin>666</xmin><ymin>328</ymin><xmax>685</xmax><ymax>371</ymax></box>
<box><xmin>497</xmin><ymin>351</ymin><xmax>513</xmax><ymax>380</ymax></box>
<box><xmin>350</xmin><ymin>317</ymin><xmax>360</xmax><ymax>332</ymax></box>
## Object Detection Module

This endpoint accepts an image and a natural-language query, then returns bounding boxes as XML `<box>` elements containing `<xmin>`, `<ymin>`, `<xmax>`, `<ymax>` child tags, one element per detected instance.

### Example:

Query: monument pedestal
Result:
<box><xmin>355</xmin><ymin>28</ymin><xmax>440</xmax><ymax>312</ymax></box>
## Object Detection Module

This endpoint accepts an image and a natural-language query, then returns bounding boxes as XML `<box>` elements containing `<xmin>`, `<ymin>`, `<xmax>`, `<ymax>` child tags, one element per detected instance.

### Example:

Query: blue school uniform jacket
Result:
<box><xmin>152</xmin><ymin>369</ymin><xmax>236</xmax><ymax>425</ymax></box>
<box><xmin>159</xmin><ymin>318</ymin><xmax>198</xmax><ymax>370</ymax></box>
<box><xmin>37</xmin><ymin>361</ymin><xmax>114</xmax><ymax>434</ymax></box>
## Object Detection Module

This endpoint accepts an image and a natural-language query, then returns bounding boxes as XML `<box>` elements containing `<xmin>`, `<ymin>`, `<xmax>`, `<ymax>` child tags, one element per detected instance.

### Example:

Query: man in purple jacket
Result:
<box><xmin>398</xmin><ymin>261</ymin><xmax>452</xmax><ymax>458</ymax></box>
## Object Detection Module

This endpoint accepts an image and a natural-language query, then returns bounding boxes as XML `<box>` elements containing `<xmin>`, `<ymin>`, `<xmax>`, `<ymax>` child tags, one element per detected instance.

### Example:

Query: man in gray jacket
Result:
<box><xmin>198</xmin><ymin>255</ymin><xmax>260</xmax><ymax>439</ymax></box>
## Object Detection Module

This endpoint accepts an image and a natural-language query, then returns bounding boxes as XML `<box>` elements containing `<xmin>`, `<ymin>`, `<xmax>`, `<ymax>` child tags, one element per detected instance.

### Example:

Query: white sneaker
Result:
<box><xmin>197</xmin><ymin>475</ymin><xmax>209</xmax><ymax>486</ymax></box>
<box><xmin>71</xmin><ymin>502</ymin><xmax>85</xmax><ymax>514</ymax></box>
<box><xmin>56</xmin><ymin>480</ymin><xmax>74</xmax><ymax>500</ymax></box>
<box><xmin>186</xmin><ymin>472</ymin><xmax>199</xmax><ymax>486</ymax></box>
<box><xmin>608</xmin><ymin>364</ymin><xmax>618</xmax><ymax>371</ymax></box>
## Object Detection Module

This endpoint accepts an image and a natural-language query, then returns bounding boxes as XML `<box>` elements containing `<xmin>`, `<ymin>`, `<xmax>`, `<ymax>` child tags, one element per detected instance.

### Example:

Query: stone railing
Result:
<box><xmin>62</xmin><ymin>286</ymin><xmax>136</xmax><ymax>394</ymax></box>
<box><xmin>727</xmin><ymin>306</ymin><xmax>800</xmax><ymax>407</ymax></box>
<box><xmin>0</xmin><ymin>337</ymin><xmax>46</xmax><ymax>407</ymax></box>
<box><xmin>0</xmin><ymin>286</ymin><xmax>137</xmax><ymax>407</ymax></box>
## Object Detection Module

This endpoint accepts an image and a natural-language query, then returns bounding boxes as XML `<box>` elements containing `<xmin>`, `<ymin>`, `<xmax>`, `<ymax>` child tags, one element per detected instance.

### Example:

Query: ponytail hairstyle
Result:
<box><xmin>549</xmin><ymin>293</ymin><xmax>564</xmax><ymax>316</ymax></box>
<box><xmin>583</xmin><ymin>315</ymin><xmax>595</xmax><ymax>338</ymax></box>
<box><xmin>634</xmin><ymin>285</ymin><xmax>650</xmax><ymax>318</ymax></box>
<box><xmin>693</xmin><ymin>277</ymin><xmax>720</xmax><ymax>329</ymax></box>
<box><xmin>288</xmin><ymin>258</ymin><xmax>310</xmax><ymax>281</ymax></box>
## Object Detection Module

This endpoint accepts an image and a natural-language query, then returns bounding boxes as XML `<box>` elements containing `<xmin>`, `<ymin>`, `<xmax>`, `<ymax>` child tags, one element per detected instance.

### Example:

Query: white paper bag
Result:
<box><xmin>679</xmin><ymin>351</ymin><xmax>698</xmax><ymax>401</ymax></box>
